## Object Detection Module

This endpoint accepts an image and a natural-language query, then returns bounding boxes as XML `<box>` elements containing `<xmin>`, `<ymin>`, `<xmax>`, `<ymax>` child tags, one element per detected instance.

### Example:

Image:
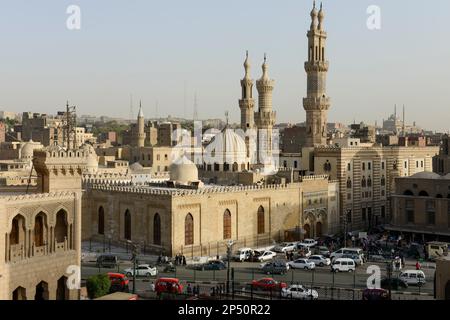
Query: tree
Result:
<box><xmin>86</xmin><ymin>274</ymin><xmax>111</xmax><ymax>299</ymax></box>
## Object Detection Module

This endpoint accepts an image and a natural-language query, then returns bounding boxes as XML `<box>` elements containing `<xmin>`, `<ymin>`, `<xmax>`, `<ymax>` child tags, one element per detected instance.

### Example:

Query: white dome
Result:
<box><xmin>169</xmin><ymin>156</ymin><xmax>198</xmax><ymax>184</ymax></box>
<box><xmin>129</xmin><ymin>162</ymin><xmax>144</xmax><ymax>172</ymax></box>
<box><xmin>204</xmin><ymin>128</ymin><xmax>247</xmax><ymax>165</ymax></box>
<box><xmin>410</xmin><ymin>171</ymin><xmax>441</xmax><ymax>179</ymax></box>
<box><xmin>81</xmin><ymin>143</ymin><xmax>98</xmax><ymax>173</ymax></box>
<box><xmin>20</xmin><ymin>140</ymin><xmax>43</xmax><ymax>160</ymax></box>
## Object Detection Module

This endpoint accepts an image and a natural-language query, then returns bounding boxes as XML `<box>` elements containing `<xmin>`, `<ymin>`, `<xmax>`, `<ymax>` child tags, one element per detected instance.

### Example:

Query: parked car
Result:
<box><xmin>251</xmin><ymin>278</ymin><xmax>287</xmax><ymax>291</ymax></box>
<box><xmin>155</xmin><ymin>278</ymin><xmax>183</xmax><ymax>295</ymax></box>
<box><xmin>257</xmin><ymin>250</ymin><xmax>277</xmax><ymax>262</ymax></box>
<box><xmin>96</xmin><ymin>254</ymin><xmax>118</xmax><ymax>268</ymax></box>
<box><xmin>124</xmin><ymin>264</ymin><xmax>158</xmax><ymax>277</ymax></box>
<box><xmin>273</xmin><ymin>242</ymin><xmax>297</xmax><ymax>253</ymax></box>
<box><xmin>331</xmin><ymin>258</ymin><xmax>356</xmax><ymax>272</ymax></box>
<box><xmin>299</xmin><ymin>239</ymin><xmax>318</xmax><ymax>248</ymax></box>
<box><xmin>399</xmin><ymin>270</ymin><xmax>426</xmax><ymax>286</ymax></box>
<box><xmin>330</xmin><ymin>248</ymin><xmax>364</xmax><ymax>261</ymax></box>
<box><xmin>107</xmin><ymin>272</ymin><xmax>129</xmax><ymax>293</ymax></box>
<box><xmin>380</xmin><ymin>278</ymin><xmax>408</xmax><ymax>290</ymax></box>
<box><xmin>315</xmin><ymin>246</ymin><xmax>330</xmax><ymax>257</ymax></box>
<box><xmin>362</xmin><ymin>288</ymin><xmax>390</xmax><ymax>301</ymax></box>
<box><xmin>281</xmin><ymin>285</ymin><xmax>318</xmax><ymax>300</ymax></box>
<box><xmin>261</xmin><ymin>261</ymin><xmax>289</xmax><ymax>275</ymax></box>
<box><xmin>233</xmin><ymin>248</ymin><xmax>254</xmax><ymax>262</ymax></box>
<box><xmin>288</xmin><ymin>258</ymin><xmax>315</xmax><ymax>270</ymax></box>
<box><xmin>192</xmin><ymin>260</ymin><xmax>226</xmax><ymax>271</ymax></box>
<box><xmin>341</xmin><ymin>253</ymin><xmax>364</xmax><ymax>266</ymax></box>
<box><xmin>308</xmin><ymin>255</ymin><xmax>331</xmax><ymax>267</ymax></box>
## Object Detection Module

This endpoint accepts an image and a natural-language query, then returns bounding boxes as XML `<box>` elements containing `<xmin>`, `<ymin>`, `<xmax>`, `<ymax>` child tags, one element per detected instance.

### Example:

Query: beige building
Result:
<box><xmin>435</xmin><ymin>255</ymin><xmax>450</xmax><ymax>299</ymax></box>
<box><xmin>0</xmin><ymin>146</ymin><xmax>87</xmax><ymax>300</ymax></box>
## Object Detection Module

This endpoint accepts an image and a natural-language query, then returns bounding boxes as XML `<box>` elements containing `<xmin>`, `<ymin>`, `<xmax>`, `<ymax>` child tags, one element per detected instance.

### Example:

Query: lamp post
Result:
<box><xmin>127</xmin><ymin>240</ymin><xmax>138</xmax><ymax>294</ymax></box>
<box><xmin>225</xmin><ymin>240</ymin><xmax>234</xmax><ymax>295</ymax></box>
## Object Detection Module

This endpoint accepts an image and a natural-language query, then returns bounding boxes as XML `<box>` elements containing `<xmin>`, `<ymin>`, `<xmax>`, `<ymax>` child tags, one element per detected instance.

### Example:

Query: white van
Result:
<box><xmin>233</xmin><ymin>248</ymin><xmax>253</xmax><ymax>262</ymax></box>
<box><xmin>399</xmin><ymin>270</ymin><xmax>426</xmax><ymax>285</ymax></box>
<box><xmin>330</xmin><ymin>248</ymin><xmax>364</xmax><ymax>261</ymax></box>
<box><xmin>331</xmin><ymin>258</ymin><xmax>356</xmax><ymax>272</ymax></box>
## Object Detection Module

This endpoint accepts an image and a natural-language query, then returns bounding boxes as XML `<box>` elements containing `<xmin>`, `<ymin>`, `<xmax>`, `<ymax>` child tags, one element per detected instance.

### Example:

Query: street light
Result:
<box><xmin>225</xmin><ymin>240</ymin><xmax>234</xmax><ymax>295</ymax></box>
<box><xmin>127</xmin><ymin>240</ymin><xmax>139</xmax><ymax>294</ymax></box>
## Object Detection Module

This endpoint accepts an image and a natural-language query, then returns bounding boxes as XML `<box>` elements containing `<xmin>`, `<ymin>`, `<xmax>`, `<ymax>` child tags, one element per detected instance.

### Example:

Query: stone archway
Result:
<box><xmin>316</xmin><ymin>222</ymin><xmax>323</xmax><ymax>237</ymax></box>
<box><xmin>12</xmin><ymin>287</ymin><xmax>26</xmax><ymax>300</ymax></box>
<box><xmin>56</xmin><ymin>276</ymin><xmax>69</xmax><ymax>300</ymax></box>
<box><xmin>303</xmin><ymin>224</ymin><xmax>311</xmax><ymax>239</ymax></box>
<box><xmin>35</xmin><ymin>281</ymin><xmax>49</xmax><ymax>300</ymax></box>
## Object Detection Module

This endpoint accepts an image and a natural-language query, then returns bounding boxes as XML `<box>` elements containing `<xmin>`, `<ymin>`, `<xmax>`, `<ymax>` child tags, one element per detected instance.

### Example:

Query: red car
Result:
<box><xmin>251</xmin><ymin>278</ymin><xmax>287</xmax><ymax>291</ymax></box>
<box><xmin>107</xmin><ymin>272</ymin><xmax>130</xmax><ymax>293</ymax></box>
<box><xmin>155</xmin><ymin>278</ymin><xmax>184</xmax><ymax>295</ymax></box>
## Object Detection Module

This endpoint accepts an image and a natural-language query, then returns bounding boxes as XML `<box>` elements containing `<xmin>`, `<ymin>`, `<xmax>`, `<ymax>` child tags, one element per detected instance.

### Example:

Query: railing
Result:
<box><xmin>55</xmin><ymin>238</ymin><xmax>68</xmax><ymax>253</ymax></box>
<box><xmin>33</xmin><ymin>244</ymin><xmax>47</xmax><ymax>257</ymax></box>
<box><xmin>9</xmin><ymin>243</ymin><xmax>24</xmax><ymax>262</ymax></box>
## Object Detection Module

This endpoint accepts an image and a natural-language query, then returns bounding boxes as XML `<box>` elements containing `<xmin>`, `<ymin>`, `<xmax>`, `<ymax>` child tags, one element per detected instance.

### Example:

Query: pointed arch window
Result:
<box><xmin>257</xmin><ymin>206</ymin><xmax>265</xmax><ymax>234</ymax></box>
<box><xmin>185</xmin><ymin>213</ymin><xmax>194</xmax><ymax>245</ymax></box>
<box><xmin>223</xmin><ymin>210</ymin><xmax>232</xmax><ymax>239</ymax></box>
<box><xmin>153</xmin><ymin>213</ymin><xmax>161</xmax><ymax>245</ymax></box>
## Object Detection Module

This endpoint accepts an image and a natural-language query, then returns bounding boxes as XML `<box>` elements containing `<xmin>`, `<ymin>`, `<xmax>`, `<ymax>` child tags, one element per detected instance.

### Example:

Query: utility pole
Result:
<box><xmin>225</xmin><ymin>240</ymin><xmax>234</xmax><ymax>295</ymax></box>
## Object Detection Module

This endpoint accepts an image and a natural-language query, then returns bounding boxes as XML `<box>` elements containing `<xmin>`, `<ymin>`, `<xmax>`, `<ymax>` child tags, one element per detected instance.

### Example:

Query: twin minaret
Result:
<box><xmin>303</xmin><ymin>1</ymin><xmax>330</xmax><ymax>147</ymax></box>
<box><xmin>239</xmin><ymin>1</ymin><xmax>330</xmax><ymax>152</ymax></box>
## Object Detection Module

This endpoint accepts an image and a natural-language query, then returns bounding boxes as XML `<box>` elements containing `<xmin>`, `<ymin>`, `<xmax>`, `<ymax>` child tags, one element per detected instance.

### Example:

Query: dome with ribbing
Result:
<box><xmin>169</xmin><ymin>155</ymin><xmax>199</xmax><ymax>184</ymax></box>
<box><xmin>20</xmin><ymin>140</ymin><xmax>43</xmax><ymax>160</ymax></box>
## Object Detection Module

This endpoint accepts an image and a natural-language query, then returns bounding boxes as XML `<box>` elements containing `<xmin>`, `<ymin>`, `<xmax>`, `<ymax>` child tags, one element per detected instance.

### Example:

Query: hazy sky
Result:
<box><xmin>0</xmin><ymin>0</ymin><xmax>449</xmax><ymax>131</ymax></box>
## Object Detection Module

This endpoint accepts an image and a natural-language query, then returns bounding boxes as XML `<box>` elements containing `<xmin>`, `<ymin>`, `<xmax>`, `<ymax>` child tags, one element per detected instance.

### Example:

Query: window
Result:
<box><xmin>157</xmin><ymin>155</ymin><xmax>160</xmax><ymax>161</ymax></box>
<box><xmin>223</xmin><ymin>210</ymin><xmax>232</xmax><ymax>239</ymax></box>
<box><xmin>124</xmin><ymin>210</ymin><xmax>131</xmax><ymax>240</ymax></box>
<box><xmin>98</xmin><ymin>207</ymin><xmax>105</xmax><ymax>235</ymax></box>
<box><xmin>426</xmin><ymin>200</ymin><xmax>435</xmax><ymax>225</ymax></box>
<box><xmin>381</xmin><ymin>190</ymin><xmax>385</xmax><ymax>196</ymax></box>
<box><xmin>361</xmin><ymin>177</ymin><xmax>366</xmax><ymax>188</ymax></box>
<box><xmin>367</xmin><ymin>176</ymin><xmax>372</xmax><ymax>187</ymax></box>
<box><xmin>381</xmin><ymin>162</ymin><xmax>385</xmax><ymax>170</ymax></box>
<box><xmin>346</xmin><ymin>178</ymin><xmax>352</xmax><ymax>189</ymax></box>
<box><xmin>362</xmin><ymin>208</ymin><xmax>367</xmax><ymax>221</ymax></box>
<box><xmin>153</xmin><ymin>213</ymin><xmax>161</xmax><ymax>245</ymax></box>
<box><xmin>421</xmin><ymin>161</ymin><xmax>424</xmax><ymax>168</ymax></box>
<box><xmin>381</xmin><ymin>175</ymin><xmax>386</xmax><ymax>186</ymax></box>
<box><xmin>165</xmin><ymin>154</ymin><xmax>168</xmax><ymax>160</ymax></box>
<box><xmin>283</xmin><ymin>160</ymin><xmax>287</xmax><ymax>168</ymax></box>
<box><xmin>257</xmin><ymin>206</ymin><xmax>265</xmax><ymax>234</ymax></box>
<box><xmin>404</xmin><ymin>161</ymin><xmax>407</xmax><ymax>169</ymax></box>
<box><xmin>406</xmin><ymin>200</ymin><xmax>414</xmax><ymax>223</ymax></box>
<box><xmin>214</xmin><ymin>163</ymin><xmax>219</xmax><ymax>171</ymax></box>
<box><xmin>185</xmin><ymin>214</ymin><xmax>194</xmax><ymax>245</ymax></box>
<box><xmin>347</xmin><ymin>163</ymin><xmax>351</xmax><ymax>171</ymax></box>
<box><xmin>368</xmin><ymin>163</ymin><xmax>371</xmax><ymax>170</ymax></box>
<box><xmin>294</xmin><ymin>161</ymin><xmax>298</xmax><ymax>169</ymax></box>
<box><xmin>346</xmin><ymin>210</ymin><xmax>352</xmax><ymax>223</ymax></box>
<box><xmin>55</xmin><ymin>210</ymin><xmax>68</xmax><ymax>243</ymax></box>
<box><xmin>34</xmin><ymin>214</ymin><xmax>45</xmax><ymax>247</ymax></box>
<box><xmin>347</xmin><ymin>193</ymin><xmax>352</xmax><ymax>200</ymax></box>
<box><xmin>416</xmin><ymin>161</ymin><xmax>419</xmax><ymax>168</ymax></box>
<box><xmin>362</xmin><ymin>163</ymin><xmax>365</xmax><ymax>171</ymax></box>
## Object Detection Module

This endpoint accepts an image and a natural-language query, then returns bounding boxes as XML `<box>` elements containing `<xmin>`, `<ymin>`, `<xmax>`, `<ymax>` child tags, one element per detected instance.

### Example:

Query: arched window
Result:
<box><xmin>232</xmin><ymin>162</ymin><xmax>238</xmax><ymax>172</ymax></box>
<box><xmin>55</xmin><ymin>210</ymin><xmax>68</xmax><ymax>243</ymax></box>
<box><xmin>361</xmin><ymin>177</ymin><xmax>367</xmax><ymax>188</ymax></box>
<box><xmin>223</xmin><ymin>210</ymin><xmax>231</xmax><ymax>239</ymax></box>
<box><xmin>322</xmin><ymin>47</ymin><xmax>325</xmax><ymax>61</ymax></box>
<box><xmin>381</xmin><ymin>175</ymin><xmax>386</xmax><ymax>186</ymax></box>
<box><xmin>214</xmin><ymin>163</ymin><xmax>219</xmax><ymax>171</ymax></box>
<box><xmin>153</xmin><ymin>213</ymin><xmax>161</xmax><ymax>245</ymax></box>
<box><xmin>185</xmin><ymin>213</ymin><xmax>194</xmax><ymax>245</ymax></box>
<box><xmin>403</xmin><ymin>190</ymin><xmax>414</xmax><ymax>196</ymax></box>
<box><xmin>10</xmin><ymin>215</ymin><xmax>25</xmax><ymax>245</ymax></box>
<box><xmin>419</xmin><ymin>190</ymin><xmax>429</xmax><ymax>197</ymax></box>
<box><xmin>367</xmin><ymin>176</ymin><xmax>372</xmax><ymax>187</ymax></box>
<box><xmin>34</xmin><ymin>213</ymin><xmax>46</xmax><ymax>247</ymax></box>
<box><xmin>223</xmin><ymin>162</ymin><xmax>229</xmax><ymax>171</ymax></box>
<box><xmin>257</xmin><ymin>206</ymin><xmax>265</xmax><ymax>234</ymax></box>
<box><xmin>124</xmin><ymin>210</ymin><xmax>131</xmax><ymax>240</ymax></box>
<box><xmin>346</xmin><ymin>177</ymin><xmax>352</xmax><ymax>189</ymax></box>
<box><xmin>436</xmin><ymin>194</ymin><xmax>443</xmax><ymax>198</ymax></box>
<box><xmin>98</xmin><ymin>207</ymin><xmax>105</xmax><ymax>235</ymax></box>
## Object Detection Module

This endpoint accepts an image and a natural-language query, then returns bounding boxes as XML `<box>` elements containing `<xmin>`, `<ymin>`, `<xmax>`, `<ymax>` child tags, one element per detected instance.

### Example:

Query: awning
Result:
<box><xmin>384</xmin><ymin>225</ymin><xmax>450</xmax><ymax>237</ymax></box>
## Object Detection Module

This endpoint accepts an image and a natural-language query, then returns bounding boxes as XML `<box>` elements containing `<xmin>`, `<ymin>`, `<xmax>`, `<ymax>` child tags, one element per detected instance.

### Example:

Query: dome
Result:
<box><xmin>204</xmin><ymin>128</ymin><xmax>247</xmax><ymax>165</ymax></box>
<box><xmin>169</xmin><ymin>156</ymin><xmax>199</xmax><ymax>184</ymax></box>
<box><xmin>81</xmin><ymin>144</ymin><xmax>98</xmax><ymax>174</ymax></box>
<box><xmin>81</xmin><ymin>143</ymin><xmax>95</xmax><ymax>155</ymax></box>
<box><xmin>410</xmin><ymin>171</ymin><xmax>441</xmax><ymax>179</ymax></box>
<box><xmin>20</xmin><ymin>140</ymin><xmax>43</xmax><ymax>160</ymax></box>
<box><xmin>129</xmin><ymin>162</ymin><xmax>144</xmax><ymax>172</ymax></box>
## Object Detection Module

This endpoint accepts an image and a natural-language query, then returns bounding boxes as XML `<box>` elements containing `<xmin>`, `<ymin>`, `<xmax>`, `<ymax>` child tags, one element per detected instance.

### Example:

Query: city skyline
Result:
<box><xmin>0</xmin><ymin>1</ymin><xmax>449</xmax><ymax>131</ymax></box>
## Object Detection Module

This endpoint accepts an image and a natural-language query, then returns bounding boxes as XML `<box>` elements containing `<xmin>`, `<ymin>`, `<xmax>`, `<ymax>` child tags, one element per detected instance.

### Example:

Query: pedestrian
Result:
<box><xmin>157</xmin><ymin>254</ymin><xmax>162</xmax><ymax>264</ymax></box>
<box><xmin>186</xmin><ymin>283</ymin><xmax>192</xmax><ymax>295</ymax></box>
<box><xmin>182</xmin><ymin>255</ymin><xmax>187</xmax><ymax>266</ymax></box>
<box><xmin>150</xmin><ymin>281</ymin><xmax>155</xmax><ymax>292</ymax></box>
<box><xmin>415</xmin><ymin>260</ymin><xmax>421</xmax><ymax>270</ymax></box>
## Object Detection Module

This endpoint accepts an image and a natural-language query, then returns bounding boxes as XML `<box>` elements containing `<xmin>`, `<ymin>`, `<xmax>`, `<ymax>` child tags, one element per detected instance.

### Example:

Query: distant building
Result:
<box><xmin>0</xmin><ymin>121</ymin><xmax>5</xmax><ymax>143</ymax></box>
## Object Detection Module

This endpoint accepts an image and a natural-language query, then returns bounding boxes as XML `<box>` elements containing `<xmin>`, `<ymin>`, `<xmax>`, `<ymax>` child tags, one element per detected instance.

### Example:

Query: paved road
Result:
<box><xmin>81</xmin><ymin>256</ymin><xmax>435</xmax><ymax>300</ymax></box>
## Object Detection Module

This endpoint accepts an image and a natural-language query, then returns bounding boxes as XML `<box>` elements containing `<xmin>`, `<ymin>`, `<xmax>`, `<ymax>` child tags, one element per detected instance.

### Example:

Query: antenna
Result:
<box><xmin>64</xmin><ymin>101</ymin><xmax>77</xmax><ymax>150</ymax></box>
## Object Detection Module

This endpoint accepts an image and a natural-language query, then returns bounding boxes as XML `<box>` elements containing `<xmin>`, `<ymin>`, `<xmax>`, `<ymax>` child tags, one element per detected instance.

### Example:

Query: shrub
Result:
<box><xmin>86</xmin><ymin>274</ymin><xmax>111</xmax><ymax>299</ymax></box>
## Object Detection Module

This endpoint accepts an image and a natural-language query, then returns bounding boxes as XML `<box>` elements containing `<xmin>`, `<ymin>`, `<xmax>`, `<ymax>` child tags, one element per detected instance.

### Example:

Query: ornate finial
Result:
<box><xmin>264</xmin><ymin>53</ymin><xmax>267</xmax><ymax>63</ymax></box>
<box><xmin>320</xmin><ymin>2</ymin><xmax>322</xmax><ymax>10</ymax></box>
<box><xmin>246</xmin><ymin>50</ymin><xmax>248</xmax><ymax>58</ymax></box>
<box><xmin>313</xmin><ymin>0</ymin><xmax>316</xmax><ymax>9</ymax></box>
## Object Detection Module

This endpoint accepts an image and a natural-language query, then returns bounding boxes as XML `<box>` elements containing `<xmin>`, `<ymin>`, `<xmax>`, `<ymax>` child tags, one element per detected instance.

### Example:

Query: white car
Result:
<box><xmin>273</xmin><ymin>242</ymin><xmax>297</xmax><ymax>253</ymax></box>
<box><xmin>288</xmin><ymin>258</ymin><xmax>315</xmax><ymax>270</ymax></box>
<box><xmin>124</xmin><ymin>264</ymin><xmax>158</xmax><ymax>277</ymax></box>
<box><xmin>299</xmin><ymin>239</ymin><xmax>318</xmax><ymax>247</ymax></box>
<box><xmin>281</xmin><ymin>285</ymin><xmax>318</xmax><ymax>300</ymax></box>
<box><xmin>399</xmin><ymin>270</ymin><xmax>426</xmax><ymax>285</ymax></box>
<box><xmin>257</xmin><ymin>250</ymin><xmax>277</xmax><ymax>262</ymax></box>
<box><xmin>308</xmin><ymin>255</ymin><xmax>331</xmax><ymax>267</ymax></box>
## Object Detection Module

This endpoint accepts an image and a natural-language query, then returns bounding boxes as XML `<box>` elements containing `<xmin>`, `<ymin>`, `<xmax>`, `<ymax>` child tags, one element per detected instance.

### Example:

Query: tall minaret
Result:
<box><xmin>255</xmin><ymin>54</ymin><xmax>276</xmax><ymax>165</ymax></box>
<box><xmin>137</xmin><ymin>100</ymin><xmax>146</xmax><ymax>147</ymax></box>
<box><xmin>303</xmin><ymin>2</ymin><xmax>331</xmax><ymax>147</ymax></box>
<box><xmin>239</xmin><ymin>51</ymin><xmax>255</xmax><ymax>131</ymax></box>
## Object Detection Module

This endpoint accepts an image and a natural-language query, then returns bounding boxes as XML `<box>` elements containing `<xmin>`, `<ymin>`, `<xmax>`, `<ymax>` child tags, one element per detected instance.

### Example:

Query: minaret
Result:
<box><xmin>255</xmin><ymin>54</ymin><xmax>276</xmax><ymax>165</ymax></box>
<box><xmin>137</xmin><ymin>100</ymin><xmax>146</xmax><ymax>147</ymax></box>
<box><xmin>239</xmin><ymin>51</ymin><xmax>255</xmax><ymax>131</ymax></box>
<box><xmin>303</xmin><ymin>1</ymin><xmax>331</xmax><ymax>147</ymax></box>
